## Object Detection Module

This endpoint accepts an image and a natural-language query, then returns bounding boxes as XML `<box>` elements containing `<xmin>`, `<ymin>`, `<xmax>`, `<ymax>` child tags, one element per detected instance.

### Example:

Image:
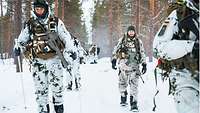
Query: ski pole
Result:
<box><xmin>17</xmin><ymin>55</ymin><xmax>27</xmax><ymax>109</ymax></box>
<box><xmin>139</xmin><ymin>74</ymin><xmax>145</xmax><ymax>83</ymax></box>
<box><xmin>15</xmin><ymin>38</ymin><xmax>27</xmax><ymax>109</ymax></box>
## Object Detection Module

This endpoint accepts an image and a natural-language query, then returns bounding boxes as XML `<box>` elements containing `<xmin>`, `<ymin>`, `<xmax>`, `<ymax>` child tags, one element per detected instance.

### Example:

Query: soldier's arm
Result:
<box><xmin>153</xmin><ymin>40</ymin><xmax>194</xmax><ymax>60</ymax></box>
<box><xmin>112</xmin><ymin>37</ymin><xmax>123</xmax><ymax>59</ymax></box>
<box><xmin>14</xmin><ymin>25</ymin><xmax>31</xmax><ymax>53</ymax></box>
<box><xmin>153</xmin><ymin>10</ymin><xmax>194</xmax><ymax>60</ymax></box>
<box><xmin>138</xmin><ymin>39</ymin><xmax>146</xmax><ymax>64</ymax></box>
<box><xmin>57</xmin><ymin>19</ymin><xmax>75</xmax><ymax>51</ymax></box>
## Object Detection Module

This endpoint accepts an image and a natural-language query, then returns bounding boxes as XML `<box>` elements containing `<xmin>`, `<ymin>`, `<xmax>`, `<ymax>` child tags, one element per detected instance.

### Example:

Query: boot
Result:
<box><xmin>94</xmin><ymin>60</ymin><xmax>97</xmax><ymax>64</ymax></box>
<box><xmin>120</xmin><ymin>91</ymin><xmax>128</xmax><ymax>106</ymax></box>
<box><xmin>130</xmin><ymin>96</ymin><xmax>138</xmax><ymax>111</ymax></box>
<box><xmin>53</xmin><ymin>96</ymin><xmax>55</xmax><ymax>104</ymax></box>
<box><xmin>75</xmin><ymin>78</ymin><xmax>81</xmax><ymax>90</ymax></box>
<box><xmin>46</xmin><ymin>104</ymin><xmax>50</xmax><ymax>113</ymax></box>
<box><xmin>67</xmin><ymin>81</ymin><xmax>72</xmax><ymax>90</ymax></box>
<box><xmin>54</xmin><ymin>104</ymin><xmax>64</xmax><ymax>113</ymax></box>
<box><xmin>39</xmin><ymin>104</ymin><xmax>50</xmax><ymax>113</ymax></box>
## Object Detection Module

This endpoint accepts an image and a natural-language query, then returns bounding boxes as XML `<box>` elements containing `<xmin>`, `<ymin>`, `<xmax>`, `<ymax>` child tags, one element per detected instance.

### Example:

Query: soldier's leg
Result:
<box><xmin>49</xmin><ymin>63</ymin><xmax>64</xmax><ymax>113</ymax></box>
<box><xmin>118</xmin><ymin>70</ymin><xmax>129</xmax><ymax>105</ymax></box>
<box><xmin>65</xmin><ymin>66</ymin><xmax>73</xmax><ymax>90</ymax></box>
<box><xmin>66</xmin><ymin>71</ymin><xmax>73</xmax><ymax>90</ymax></box>
<box><xmin>174</xmin><ymin>88</ymin><xmax>199</xmax><ymax>113</ymax></box>
<box><xmin>32</xmin><ymin>63</ymin><xmax>49</xmax><ymax>113</ymax></box>
<box><xmin>73</xmin><ymin>63</ymin><xmax>81</xmax><ymax>89</ymax></box>
<box><xmin>94</xmin><ymin>54</ymin><xmax>98</xmax><ymax>64</ymax></box>
<box><xmin>129</xmin><ymin>70</ymin><xmax>139</xmax><ymax>110</ymax></box>
<box><xmin>170</xmin><ymin>70</ymin><xmax>199</xmax><ymax>113</ymax></box>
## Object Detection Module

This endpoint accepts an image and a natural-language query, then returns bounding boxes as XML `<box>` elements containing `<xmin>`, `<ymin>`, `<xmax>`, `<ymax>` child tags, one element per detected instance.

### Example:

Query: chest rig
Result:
<box><xmin>117</xmin><ymin>35</ymin><xmax>141</xmax><ymax>64</ymax></box>
<box><xmin>24</xmin><ymin>16</ymin><xmax>64</xmax><ymax>60</ymax></box>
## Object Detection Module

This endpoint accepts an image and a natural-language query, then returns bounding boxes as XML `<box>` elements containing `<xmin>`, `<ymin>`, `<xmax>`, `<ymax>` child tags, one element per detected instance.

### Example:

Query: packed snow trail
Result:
<box><xmin>0</xmin><ymin>58</ymin><xmax>177</xmax><ymax>113</ymax></box>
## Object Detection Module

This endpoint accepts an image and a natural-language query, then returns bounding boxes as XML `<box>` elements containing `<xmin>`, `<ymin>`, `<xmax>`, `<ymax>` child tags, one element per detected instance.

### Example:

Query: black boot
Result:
<box><xmin>130</xmin><ymin>96</ymin><xmax>138</xmax><ymax>111</ymax></box>
<box><xmin>54</xmin><ymin>104</ymin><xmax>64</xmax><ymax>113</ymax></box>
<box><xmin>94</xmin><ymin>60</ymin><xmax>97</xmax><ymax>64</ymax></box>
<box><xmin>46</xmin><ymin>104</ymin><xmax>50</xmax><ymax>113</ymax></box>
<box><xmin>75</xmin><ymin>78</ymin><xmax>81</xmax><ymax>90</ymax></box>
<box><xmin>67</xmin><ymin>81</ymin><xmax>72</xmax><ymax>90</ymax></box>
<box><xmin>120</xmin><ymin>91</ymin><xmax>128</xmax><ymax>106</ymax></box>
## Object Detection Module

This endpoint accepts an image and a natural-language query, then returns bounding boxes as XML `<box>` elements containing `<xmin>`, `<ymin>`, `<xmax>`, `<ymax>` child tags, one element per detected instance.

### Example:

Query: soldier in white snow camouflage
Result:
<box><xmin>111</xmin><ymin>25</ymin><xmax>147</xmax><ymax>111</ymax></box>
<box><xmin>153</xmin><ymin>0</ymin><xmax>199</xmax><ymax>113</ymax></box>
<box><xmin>66</xmin><ymin>36</ymin><xmax>85</xmax><ymax>90</ymax></box>
<box><xmin>88</xmin><ymin>44</ymin><xmax>99</xmax><ymax>64</ymax></box>
<box><xmin>14</xmin><ymin>0</ymin><xmax>76</xmax><ymax>113</ymax></box>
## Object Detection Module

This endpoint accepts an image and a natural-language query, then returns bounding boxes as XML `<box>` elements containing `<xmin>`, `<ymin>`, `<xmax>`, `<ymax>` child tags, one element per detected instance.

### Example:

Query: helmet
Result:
<box><xmin>177</xmin><ymin>0</ymin><xmax>199</xmax><ymax>13</ymax></box>
<box><xmin>33</xmin><ymin>0</ymin><xmax>49</xmax><ymax>19</ymax></box>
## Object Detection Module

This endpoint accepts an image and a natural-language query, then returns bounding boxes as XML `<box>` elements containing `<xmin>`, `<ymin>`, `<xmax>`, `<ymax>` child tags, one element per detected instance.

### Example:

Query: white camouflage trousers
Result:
<box><xmin>32</xmin><ymin>58</ymin><xmax>64</xmax><ymax>113</ymax></box>
<box><xmin>118</xmin><ymin>67</ymin><xmax>140</xmax><ymax>102</ymax></box>
<box><xmin>169</xmin><ymin>69</ymin><xmax>199</xmax><ymax>113</ymax></box>
<box><xmin>66</xmin><ymin>59</ymin><xmax>81</xmax><ymax>89</ymax></box>
<box><xmin>72</xmin><ymin>60</ymin><xmax>81</xmax><ymax>87</ymax></box>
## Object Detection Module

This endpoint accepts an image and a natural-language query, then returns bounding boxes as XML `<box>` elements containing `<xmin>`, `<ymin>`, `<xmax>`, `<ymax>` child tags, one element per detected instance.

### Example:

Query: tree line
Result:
<box><xmin>92</xmin><ymin>0</ymin><xmax>168</xmax><ymax>61</ymax></box>
<box><xmin>0</xmin><ymin>0</ymin><xmax>168</xmax><ymax>61</ymax></box>
<box><xmin>0</xmin><ymin>0</ymin><xmax>87</xmax><ymax>59</ymax></box>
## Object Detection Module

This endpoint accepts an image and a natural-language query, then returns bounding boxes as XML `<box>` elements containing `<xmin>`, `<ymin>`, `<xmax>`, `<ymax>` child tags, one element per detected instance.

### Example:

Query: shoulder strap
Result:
<box><xmin>134</xmin><ymin>38</ymin><xmax>140</xmax><ymax>53</ymax></box>
<box><xmin>135</xmin><ymin>38</ymin><xmax>142</xmax><ymax>61</ymax></box>
<box><xmin>26</xmin><ymin>17</ymin><xmax>35</xmax><ymax>35</ymax></box>
<box><xmin>48</xmin><ymin>16</ymin><xmax>59</xmax><ymax>32</ymax></box>
<box><xmin>49</xmin><ymin>16</ymin><xmax>58</xmax><ymax>25</ymax></box>
<box><xmin>120</xmin><ymin>34</ymin><xmax>126</xmax><ymax>48</ymax></box>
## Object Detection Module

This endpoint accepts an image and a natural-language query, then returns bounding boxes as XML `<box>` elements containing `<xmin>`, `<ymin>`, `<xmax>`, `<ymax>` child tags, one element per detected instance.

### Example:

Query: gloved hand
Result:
<box><xmin>14</xmin><ymin>47</ymin><xmax>21</xmax><ymax>56</ymax></box>
<box><xmin>111</xmin><ymin>59</ymin><xmax>117</xmax><ymax>70</ymax></box>
<box><xmin>192</xmin><ymin>42</ymin><xmax>199</xmax><ymax>59</ymax></box>
<box><xmin>141</xmin><ymin>63</ymin><xmax>147</xmax><ymax>74</ymax></box>
<box><xmin>79</xmin><ymin>57</ymin><xmax>84</xmax><ymax>64</ymax></box>
<box><xmin>69</xmin><ymin>51</ymin><xmax>77</xmax><ymax>60</ymax></box>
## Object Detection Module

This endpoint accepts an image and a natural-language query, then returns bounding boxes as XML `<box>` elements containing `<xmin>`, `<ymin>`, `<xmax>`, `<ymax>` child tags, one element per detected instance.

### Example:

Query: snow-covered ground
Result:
<box><xmin>0</xmin><ymin>58</ymin><xmax>177</xmax><ymax>113</ymax></box>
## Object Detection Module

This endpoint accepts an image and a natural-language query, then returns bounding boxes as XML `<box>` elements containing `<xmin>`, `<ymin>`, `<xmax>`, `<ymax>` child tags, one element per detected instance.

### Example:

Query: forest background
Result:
<box><xmin>0</xmin><ymin>0</ymin><xmax>169</xmax><ymax>61</ymax></box>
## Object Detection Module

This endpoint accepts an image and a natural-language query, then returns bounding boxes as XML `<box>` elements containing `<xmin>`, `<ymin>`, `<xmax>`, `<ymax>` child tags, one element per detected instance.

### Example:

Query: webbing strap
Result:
<box><xmin>152</xmin><ymin>67</ymin><xmax>159</xmax><ymax>111</ymax></box>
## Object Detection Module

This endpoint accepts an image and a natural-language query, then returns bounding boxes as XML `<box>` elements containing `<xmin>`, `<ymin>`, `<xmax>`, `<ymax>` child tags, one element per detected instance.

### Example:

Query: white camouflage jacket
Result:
<box><xmin>153</xmin><ymin>10</ymin><xmax>195</xmax><ymax>60</ymax></box>
<box><xmin>15</xmin><ymin>10</ymin><xmax>75</xmax><ymax>64</ymax></box>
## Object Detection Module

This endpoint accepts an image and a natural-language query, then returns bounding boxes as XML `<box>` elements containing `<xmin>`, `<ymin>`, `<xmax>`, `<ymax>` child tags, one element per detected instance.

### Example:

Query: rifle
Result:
<box><xmin>47</xmin><ymin>32</ymin><xmax>73</xmax><ymax>76</ymax></box>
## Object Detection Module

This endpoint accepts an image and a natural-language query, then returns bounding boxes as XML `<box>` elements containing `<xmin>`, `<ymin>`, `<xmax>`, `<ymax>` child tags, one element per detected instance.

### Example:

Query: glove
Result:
<box><xmin>79</xmin><ymin>57</ymin><xmax>84</xmax><ymax>64</ymax></box>
<box><xmin>192</xmin><ymin>42</ymin><xmax>199</xmax><ymax>59</ymax></box>
<box><xmin>69</xmin><ymin>51</ymin><xmax>77</xmax><ymax>60</ymax></box>
<box><xmin>14</xmin><ymin>47</ymin><xmax>21</xmax><ymax>56</ymax></box>
<box><xmin>111</xmin><ymin>59</ymin><xmax>117</xmax><ymax>70</ymax></box>
<box><xmin>141</xmin><ymin>63</ymin><xmax>147</xmax><ymax>74</ymax></box>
